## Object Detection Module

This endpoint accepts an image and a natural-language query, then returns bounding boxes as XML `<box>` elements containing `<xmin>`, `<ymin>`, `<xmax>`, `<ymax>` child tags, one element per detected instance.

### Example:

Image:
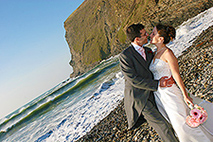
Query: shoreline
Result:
<box><xmin>76</xmin><ymin>25</ymin><xmax>213</xmax><ymax>142</ymax></box>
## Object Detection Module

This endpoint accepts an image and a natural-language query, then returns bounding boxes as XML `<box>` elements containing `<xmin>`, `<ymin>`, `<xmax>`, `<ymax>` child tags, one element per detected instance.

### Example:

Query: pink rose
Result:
<box><xmin>190</xmin><ymin>108</ymin><xmax>202</xmax><ymax>119</ymax></box>
<box><xmin>186</xmin><ymin>116</ymin><xmax>200</xmax><ymax>128</ymax></box>
<box><xmin>199</xmin><ymin>110</ymin><xmax>208</xmax><ymax>123</ymax></box>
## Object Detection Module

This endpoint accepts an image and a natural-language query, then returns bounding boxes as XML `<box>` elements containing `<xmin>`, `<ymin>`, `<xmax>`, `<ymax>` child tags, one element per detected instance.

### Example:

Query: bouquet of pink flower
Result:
<box><xmin>186</xmin><ymin>104</ymin><xmax>208</xmax><ymax>127</ymax></box>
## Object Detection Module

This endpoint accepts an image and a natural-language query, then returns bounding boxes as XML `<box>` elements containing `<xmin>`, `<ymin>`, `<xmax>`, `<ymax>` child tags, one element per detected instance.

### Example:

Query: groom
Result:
<box><xmin>119</xmin><ymin>23</ymin><xmax>178</xmax><ymax>142</ymax></box>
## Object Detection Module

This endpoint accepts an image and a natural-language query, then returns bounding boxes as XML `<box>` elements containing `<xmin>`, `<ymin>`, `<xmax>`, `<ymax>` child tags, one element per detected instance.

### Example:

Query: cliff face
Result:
<box><xmin>64</xmin><ymin>0</ymin><xmax>213</xmax><ymax>77</ymax></box>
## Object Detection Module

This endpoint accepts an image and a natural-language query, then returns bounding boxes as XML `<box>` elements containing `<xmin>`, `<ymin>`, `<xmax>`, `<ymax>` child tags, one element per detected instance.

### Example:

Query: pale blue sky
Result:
<box><xmin>0</xmin><ymin>0</ymin><xmax>84</xmax><ymax>119</ymax></box>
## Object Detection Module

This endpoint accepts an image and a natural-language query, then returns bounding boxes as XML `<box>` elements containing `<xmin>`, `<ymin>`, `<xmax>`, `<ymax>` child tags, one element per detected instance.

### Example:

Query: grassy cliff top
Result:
<box><xmin>64</xmin><ymin>0</ymin><xmax>213</xmax><ymax>77</ymax></box>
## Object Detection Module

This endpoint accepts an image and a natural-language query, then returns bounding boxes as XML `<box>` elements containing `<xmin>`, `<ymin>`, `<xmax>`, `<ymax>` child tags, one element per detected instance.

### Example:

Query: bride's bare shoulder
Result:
<box><xmin>162</xmin><ymin>48</ymin><xmax>177</xmax><ymax>61</ymax></box>
<box><xmin>164</xmin><ymin>48</ymin><xmax>175</xmax><ymax>56</ymax></box>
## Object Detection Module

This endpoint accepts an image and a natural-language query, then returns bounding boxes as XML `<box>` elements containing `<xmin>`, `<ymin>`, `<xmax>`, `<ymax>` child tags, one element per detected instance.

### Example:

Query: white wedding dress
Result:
<box><xmin>149</xmin><ymin>58</ymin><xmax>213</xmax><ymax>142</ymax></box>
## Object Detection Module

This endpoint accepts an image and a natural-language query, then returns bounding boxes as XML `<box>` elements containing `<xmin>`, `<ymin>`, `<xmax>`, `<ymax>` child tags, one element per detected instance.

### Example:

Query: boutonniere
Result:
<box><xmin>148</xmin><ymin>50</ymin><xmax>153</xmax><ymax>54</ymax></box>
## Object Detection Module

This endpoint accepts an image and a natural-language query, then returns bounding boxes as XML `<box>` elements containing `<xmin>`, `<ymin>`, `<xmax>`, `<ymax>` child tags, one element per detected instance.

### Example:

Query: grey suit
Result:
<box><xmin>119</xmin><ymin>45</ymin><xmax>179</xmax><ymax>142</ymax></box>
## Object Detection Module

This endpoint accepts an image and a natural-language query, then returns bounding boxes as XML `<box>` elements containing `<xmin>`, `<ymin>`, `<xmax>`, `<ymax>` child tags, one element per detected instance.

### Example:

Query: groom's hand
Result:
<box><xmin>159</xmin><ymin>76</ymin><xmax>175</xmax><ymax>87</ymax></box>
<box><xmin>166</xmin><ymin>76</ymin><xmax>175</xmax><ymax>87</ymax></box>
<box><xmin>159</xmin><ymin>76</ymin><xmax>168</xmax><ymax>87</ymax></box>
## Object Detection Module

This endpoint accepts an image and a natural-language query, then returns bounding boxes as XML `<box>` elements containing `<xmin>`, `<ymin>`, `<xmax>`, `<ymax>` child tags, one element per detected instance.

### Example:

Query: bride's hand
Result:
<box><xmin>184</xmin><ymin>95</ymin><xmax>194</xmax><ymax>107</ymax></box>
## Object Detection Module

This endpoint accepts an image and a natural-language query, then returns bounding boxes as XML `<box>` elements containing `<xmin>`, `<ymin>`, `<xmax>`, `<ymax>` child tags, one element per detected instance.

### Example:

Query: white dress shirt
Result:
<box><xmin>131</xmin><ymin>43</ymin><xmax>146</xmax><ymax>60</ymax></box>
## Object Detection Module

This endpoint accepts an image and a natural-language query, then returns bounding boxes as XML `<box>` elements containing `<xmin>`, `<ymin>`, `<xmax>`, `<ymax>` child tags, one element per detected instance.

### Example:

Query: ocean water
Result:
<box><xmin>0</xmin><ymin>7</ymin><xmax>213</xmax><ymax>142</ymax></box>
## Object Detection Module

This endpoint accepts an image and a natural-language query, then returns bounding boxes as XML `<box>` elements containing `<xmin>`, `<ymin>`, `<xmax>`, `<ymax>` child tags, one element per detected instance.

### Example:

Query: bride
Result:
<box><xmin>149</xmin><ymin>23</ymin><xmax>213</xmax><ymax>142</ymax></box>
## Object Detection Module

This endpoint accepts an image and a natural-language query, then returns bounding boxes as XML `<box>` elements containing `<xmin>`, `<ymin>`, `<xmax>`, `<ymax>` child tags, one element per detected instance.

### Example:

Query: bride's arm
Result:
<box><xmin>163</xmin><ymin>49</ymin><xmax>193</xmax><ymax>105</ymax></box>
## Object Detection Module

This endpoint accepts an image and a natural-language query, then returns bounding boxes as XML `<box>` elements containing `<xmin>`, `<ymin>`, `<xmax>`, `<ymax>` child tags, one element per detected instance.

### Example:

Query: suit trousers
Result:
<box><xmin>142</xmin><ymin>98</ymin><xmax>179</xmax><ymax>142</ymax></box>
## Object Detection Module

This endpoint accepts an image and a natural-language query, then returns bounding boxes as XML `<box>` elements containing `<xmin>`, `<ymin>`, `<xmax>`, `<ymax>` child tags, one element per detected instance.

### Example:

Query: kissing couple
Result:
<box><xmin>119</xmin><ymin>23</ymin><xmax>213</xmax><ymax>142</ymax></box>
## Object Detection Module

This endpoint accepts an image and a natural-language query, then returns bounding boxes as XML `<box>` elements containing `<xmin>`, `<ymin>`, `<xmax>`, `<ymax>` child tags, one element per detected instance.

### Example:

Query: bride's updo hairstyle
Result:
<box><xmin>156</xmin><ymin>24</ymin><xmax>176</xmax><ymax>44</ymax></box>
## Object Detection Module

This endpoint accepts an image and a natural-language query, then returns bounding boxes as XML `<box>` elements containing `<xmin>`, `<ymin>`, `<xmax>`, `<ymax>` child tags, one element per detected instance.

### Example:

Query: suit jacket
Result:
<box><xmin>119</xmin><ymin>44</ymin><xmax>159</xmax><ymax>129</ymax></box>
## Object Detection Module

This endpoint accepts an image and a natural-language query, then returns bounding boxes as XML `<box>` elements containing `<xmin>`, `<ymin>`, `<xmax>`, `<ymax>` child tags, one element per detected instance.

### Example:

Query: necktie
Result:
<box><xmin>138</xmin><ymin>47</ymin><xmax>146</xmax><ymax>61</ymax></box>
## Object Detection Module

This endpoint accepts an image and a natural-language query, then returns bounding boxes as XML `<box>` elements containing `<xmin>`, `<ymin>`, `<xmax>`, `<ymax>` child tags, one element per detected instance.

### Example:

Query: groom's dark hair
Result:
<box><xmin>126</xmin><ymin>23</ymin><xmax>145</xmax><ymax>42</ymax></box>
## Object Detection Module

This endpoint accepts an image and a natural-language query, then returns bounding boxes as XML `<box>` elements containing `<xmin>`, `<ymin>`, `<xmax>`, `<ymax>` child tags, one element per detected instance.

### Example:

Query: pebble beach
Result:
<box><xmin>76</xmin><ymin>25</ymin><xmax>213</xmax><ymax>142</ymax></box>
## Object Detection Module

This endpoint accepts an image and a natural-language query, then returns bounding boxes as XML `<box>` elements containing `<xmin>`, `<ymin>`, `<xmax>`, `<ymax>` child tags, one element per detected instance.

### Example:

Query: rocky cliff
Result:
<box><xmin>64</xmin><ymin>0</ymin><xmax>213</xmax><ymax>77</ymax></box>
